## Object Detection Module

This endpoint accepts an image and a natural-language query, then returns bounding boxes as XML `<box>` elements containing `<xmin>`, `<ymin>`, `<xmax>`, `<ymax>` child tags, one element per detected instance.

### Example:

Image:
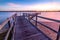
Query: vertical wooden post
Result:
<box><xmin>26</xmin><ymin>13</ymin><xmax>27</xmax><ymax>18</ymax></box>
<box><xmin>13</xmin><ymin>14</ymin><xmax>17</xmax><ymax>26</ymax></box>
<box><xmin>8</xmin><ymin>20</ymin><xmax>11</xmax><ymax>28</ymax></box>
<box><xmin>35</xmin><ymin>13</ymin><xmax>37</xmax><ymax>27</ymax></box>
<box><xmin>20</xmin><ymin>12</ymin><xmax>21</xmax><ymax>16</ymax></box>
<box><xmin>23</xmin><ymin>13</ymin><xmax>24</xmax><ymax>17</ymax></box>
<box><xmin>27</xmin><ymin>14</ymin><xmax>30</xmax><ymax>21</ymax></box>
<box><xmin>56</xmin><ymin>25</ymin><xmax>60</xmax><ymax>40</ymax></box>
<box><xmin>27</xmin><ymin>14</ymin><xmax>29</xmax><ymax>20</ymax></box>
<box><xmin>23</xmin><ymin>13</ymin><xmax>24</xmax><ymax>16</ymax></box>
<box><xmin>24</xmin><ymin>13</ymin><xmax>26</xmax><ymax>18</ymax></box>
<box><xmin>13</xmin><ymin>17</ymin><xmax>15</xmax><ymax>26</ymax></box>
<box><xmin>29</xmin><ymin>14</ymin><xmax>30</xmax><ymax>21</ymax></box>
<box><xmin>24</xmin><ymin>13</ymin><xmax>25</xmax><ymax>18</ymax></box>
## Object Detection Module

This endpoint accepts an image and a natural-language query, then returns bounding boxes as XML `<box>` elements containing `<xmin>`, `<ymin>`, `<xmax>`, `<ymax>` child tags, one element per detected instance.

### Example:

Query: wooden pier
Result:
<box><xmin>0</xmin><ymin>12</ymin><xmax>60</xmax><ymax>40</ymax></box>
<box><xmin>13</xmin><ymin>16</ymin><xmax>50</xmax><ymax>40</ymax></box>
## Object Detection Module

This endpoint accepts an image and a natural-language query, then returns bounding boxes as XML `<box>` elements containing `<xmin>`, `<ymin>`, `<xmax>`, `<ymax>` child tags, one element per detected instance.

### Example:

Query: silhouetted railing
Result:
<box><xmin>4</xmin><ymin>14</ymin><xmax>17</xmax><ymax>40</ymax></box>
<box><xmin>24</xmin><ymin>13</ymin><xmax>60</xmax><ymax>40</ymax></box>
<box><xmin>0</xmin><ymin>14</ymin><xmax>17</xmax><ymax>40</ymax></box>
<box><xmin>37</xmin><ymin>16</ymin><xmax>60</xmax><ymax>23</ymax></box>
<box><xmin>37</xmin><ymin>16</ymin><xmax>60</xmax><ymax>40</ymax></box>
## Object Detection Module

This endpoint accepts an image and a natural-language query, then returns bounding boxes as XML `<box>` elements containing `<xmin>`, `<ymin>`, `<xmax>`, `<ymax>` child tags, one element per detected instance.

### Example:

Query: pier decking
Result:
<box><xmin>13</xmin><ymin>16</ymin><xmax>50</xmax><ymax>40</ymax></box>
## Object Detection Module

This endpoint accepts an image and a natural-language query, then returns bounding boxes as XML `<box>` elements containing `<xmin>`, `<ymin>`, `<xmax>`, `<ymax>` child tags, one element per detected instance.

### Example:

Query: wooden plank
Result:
<box><xmin>24</xmin><ymin>33</ymin><xmax>41</xmax><ymax>39</ymax></box>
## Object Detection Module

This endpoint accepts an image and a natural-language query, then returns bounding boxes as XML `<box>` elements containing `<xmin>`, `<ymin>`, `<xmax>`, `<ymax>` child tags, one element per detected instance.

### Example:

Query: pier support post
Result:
<box><xmin>23</xmin><ymin>13</ymin><xmax>25</xmax><ymax>18</ymax></box>
<box><xmin>56</xmin><ymin>25</ymin><xmax>60</xmax><ymax>40</ymax></box>
<box><xmin>8</xmin><ymin>20</ymin><xmax>11</xmax><ymax>28</ymax></box>
<box><xmin>35</xmin><ymin>13</ymin><xmax>38</xmax><ymax>27</ymax></box>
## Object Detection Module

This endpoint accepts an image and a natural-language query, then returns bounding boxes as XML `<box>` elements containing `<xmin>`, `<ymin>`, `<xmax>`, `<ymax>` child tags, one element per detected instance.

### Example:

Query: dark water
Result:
<box><xmin>0</xmin><ymin>12</ymin><xmax>15</xmax><ymax>24</ymax></box>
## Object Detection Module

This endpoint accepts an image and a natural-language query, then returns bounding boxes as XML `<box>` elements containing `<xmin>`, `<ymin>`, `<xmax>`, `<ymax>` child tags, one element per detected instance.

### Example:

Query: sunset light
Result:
<box><xmin>0</xmin><ymin>0</ymin><xmax>60</xmax><ymax>11</ymax></box>
<box><xmin>0</xmin><ymin>0</ymin><xmax>60</xmax><ymax>40</ymax></box>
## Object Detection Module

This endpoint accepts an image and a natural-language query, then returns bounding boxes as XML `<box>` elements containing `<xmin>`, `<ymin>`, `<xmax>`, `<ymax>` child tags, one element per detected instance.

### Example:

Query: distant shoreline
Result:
<box><xmin>0</xmin><ymin>10</ymin><xmax>60</xmax><ymax>12</ymax></box>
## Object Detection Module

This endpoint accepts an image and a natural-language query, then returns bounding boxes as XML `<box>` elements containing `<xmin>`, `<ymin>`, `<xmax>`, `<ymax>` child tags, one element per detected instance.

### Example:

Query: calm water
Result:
<box><xmin>0</xmin><ymin>12</ymin><xmax>15</xmax><ymax>24</ymax></box>
<box><xmin>0</xmin><ymin>12</ymin><xmax>60</xmax><ymax>24</ymax></box>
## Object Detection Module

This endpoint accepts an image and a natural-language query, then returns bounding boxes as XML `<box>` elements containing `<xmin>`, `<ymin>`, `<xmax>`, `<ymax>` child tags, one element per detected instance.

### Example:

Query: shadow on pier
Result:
<box><xmin>0</xmin><ymin>11</ymin><xmax>60</xmax><ymax>40</ymax></box>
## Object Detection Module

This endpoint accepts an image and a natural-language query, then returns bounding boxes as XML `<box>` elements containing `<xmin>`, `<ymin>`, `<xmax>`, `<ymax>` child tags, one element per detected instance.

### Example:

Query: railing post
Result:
<box><xmin>28</xmin><ymin>14</ymin><xmax>30</xmax><ymax>21</ymax></box>
<box><xmin>23</xmin><ymin>13</ymin><xmax>25</xmax><ymax>18</ymax></box>
<box><xmin>12</xmin><ymin>17</ymin><xmax>14</xmax><ymax>26</ymax></box>
<box><xmin>35</xmin><ymin>13</ymin><xmax>37</xmax><ymax>27</ymax></box>
<box><xmin>25</xmin><ymin>13</ymin><xmax>27</xmax><ymax>19</ymax></box>
<box><xmin>27</xmin><ymin>14</ymin><xmax>29</xmax><ymax>20</ymax></box>
<box><xmin>8</xmin><ymin>20</ymin><xmax>11</xmax><ymax>28</ymax></box>
<box><xmin>24</xmin><ymin>13</ymin><xmax>26</xmax><ymax>18</ymax></box>
<box><xmin>56</xmin><ymin>25</ymin><xmax>60</xmax><ymax>40</ymax></box>
<box><xmin>13</xmin><ymin>14</ymin><xmax>17</xmax><ymax>26</ymax></box>
<box><xmin>23</xmin><ymin>13</ymin><xmax>24</xmax><ymax>16</ymax></box>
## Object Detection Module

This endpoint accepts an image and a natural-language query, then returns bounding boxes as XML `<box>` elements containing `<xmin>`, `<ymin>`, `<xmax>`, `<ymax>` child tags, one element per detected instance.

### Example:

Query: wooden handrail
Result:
<box><xmin>26</xmin><ymin>13</ymin><xmax>60</xmax><ymax>40</ymax></box>
<box><xmin>0</xmin><ymin>18</ymin><xmax>10</xmax><ymax>30</ymax></box>
<box><xmin>25</xmin><ymin>13</ymin><xmax>60</xmax><ymax>40</ymax></box>
<box><xmin>0</xmin><ymin>13</ymin><xmax>17</xmax><ymax>40</ymax></box>
<box><xmin>0</xmin><ymin>14</ymin><xmax>17</xmax><ymax>30</ymax></box>
<box><xmin>4</xmin><ymin>22</ymin><xmax>13</xmax><ymax>40</ymax></box>
<box><xmin>56</xmin><ymin>25</ymin><xmax>60</xmax><ymax>40</ymax></box>
<box><xmin>25</xmin><ymin>18</ymin><xmax>51</xmax><ymax>40</ymax></box>
<box><xmin>4</xmin><ymin>14</ymin><xmax>17</xmax><ymax>40</ymax></box>
<box><xmin>26</xmin><ymin>13</ymin><xmax>60</xmax><ymax>24</ymax></box>
<box><xmin>32</xmin><ymin>19</ymin><xmax>58</xmax><ymax>33</ymax></box>
<box><xmin>29</xmin><ymin>18</ymin><xmax>60</xmax><ymax>40</ymax></box>
<box><xmin>37</xmin><ymin>16</ymin><xmax>60</xmax><ymax>23</ymax></box>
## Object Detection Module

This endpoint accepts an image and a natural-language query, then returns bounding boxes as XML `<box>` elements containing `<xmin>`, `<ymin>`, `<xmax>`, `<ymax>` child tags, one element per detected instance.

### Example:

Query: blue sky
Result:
<box><xmin>0</xmin><ymin>0</ymin><xmax>60</xmax><ymax>11</ymax></box>
<box><xmin>0</xmin><ymin>0</ymin><xmax>60</xmax><ymax>5</ymax></box>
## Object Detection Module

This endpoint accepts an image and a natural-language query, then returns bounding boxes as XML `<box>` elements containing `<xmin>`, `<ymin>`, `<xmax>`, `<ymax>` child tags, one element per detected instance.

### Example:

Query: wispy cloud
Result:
<box><xmin>0</xmin><ymin>2</ymin><xmax>60</xmax><ymax>11</ymax></box>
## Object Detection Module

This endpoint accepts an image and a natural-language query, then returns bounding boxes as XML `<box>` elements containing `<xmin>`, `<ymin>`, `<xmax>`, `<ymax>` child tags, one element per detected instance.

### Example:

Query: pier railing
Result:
<box><xmin>0</xmin><ymin>13</ymin><xmax>17</xmax><ymax>40</ymax></box>
<box><xmin>23</xmin><ymin>13</ymin><xmax>60</xmax><ymax>40</ymax></box>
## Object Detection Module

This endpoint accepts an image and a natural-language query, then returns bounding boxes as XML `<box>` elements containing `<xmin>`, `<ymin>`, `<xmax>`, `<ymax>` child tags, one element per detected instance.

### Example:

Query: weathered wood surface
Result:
<box><xmin>13</xmin><ymin>16</ymin><xmax>50</xmax><ymax>40</ymax></box>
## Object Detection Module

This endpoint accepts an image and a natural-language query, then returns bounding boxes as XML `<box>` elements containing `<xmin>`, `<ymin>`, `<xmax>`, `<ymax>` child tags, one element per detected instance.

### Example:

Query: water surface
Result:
<box><xmin>0</xmin><ymin>12</ymin><xmax>15</xmax><ymax>24</ymax></box>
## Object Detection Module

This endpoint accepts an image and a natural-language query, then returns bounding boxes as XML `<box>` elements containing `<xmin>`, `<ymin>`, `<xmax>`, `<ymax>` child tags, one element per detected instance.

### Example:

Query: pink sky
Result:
<box><xmin>0</xmin><ymin>2</ymin><xmax>60</xmax><ymax>11</ymax></box>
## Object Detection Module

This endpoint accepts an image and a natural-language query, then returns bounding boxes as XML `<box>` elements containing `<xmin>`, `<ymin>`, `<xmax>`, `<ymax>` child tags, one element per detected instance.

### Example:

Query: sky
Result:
<box><xmin>0</xmin><ymin>0</ymin><xmax>60</xmax><ymax>11</ymax></box>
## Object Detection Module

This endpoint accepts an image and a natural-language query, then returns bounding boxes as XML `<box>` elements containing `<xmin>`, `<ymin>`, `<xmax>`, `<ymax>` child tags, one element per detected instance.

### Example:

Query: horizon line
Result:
<box><xmin>0</xmin><ymin>10</ymin><xmax>60</xmax><ymax>12</ymax></box>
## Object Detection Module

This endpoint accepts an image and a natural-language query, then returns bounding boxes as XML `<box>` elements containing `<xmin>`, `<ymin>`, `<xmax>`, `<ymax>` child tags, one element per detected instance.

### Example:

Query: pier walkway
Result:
<box><xmin>14</xmin><ymin>16</ymin><xmax>50</xmax><ymax>40</ymax></box>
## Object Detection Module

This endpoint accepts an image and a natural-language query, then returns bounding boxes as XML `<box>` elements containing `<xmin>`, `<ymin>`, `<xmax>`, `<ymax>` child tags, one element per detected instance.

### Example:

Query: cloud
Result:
<box><xmin>7</xmin><ymin>3</ymin><xmax>22</xmax><ymax>7</ymax></box>
<box><xmin>0</xmin><ymin>2</ymin><xmax>60</xmax><ymax>11</ymax></box>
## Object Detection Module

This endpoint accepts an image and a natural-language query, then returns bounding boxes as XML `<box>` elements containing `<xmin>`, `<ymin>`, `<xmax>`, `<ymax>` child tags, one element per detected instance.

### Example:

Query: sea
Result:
<box><xmin>0</xmin><ymin>12</ymin><xmax>15</xmax><ymax>24</ymax></box>
<box><xmin>0</xmin><ymin>12</ymin><xmax>16</xmax><ymax>29</ymax></box>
